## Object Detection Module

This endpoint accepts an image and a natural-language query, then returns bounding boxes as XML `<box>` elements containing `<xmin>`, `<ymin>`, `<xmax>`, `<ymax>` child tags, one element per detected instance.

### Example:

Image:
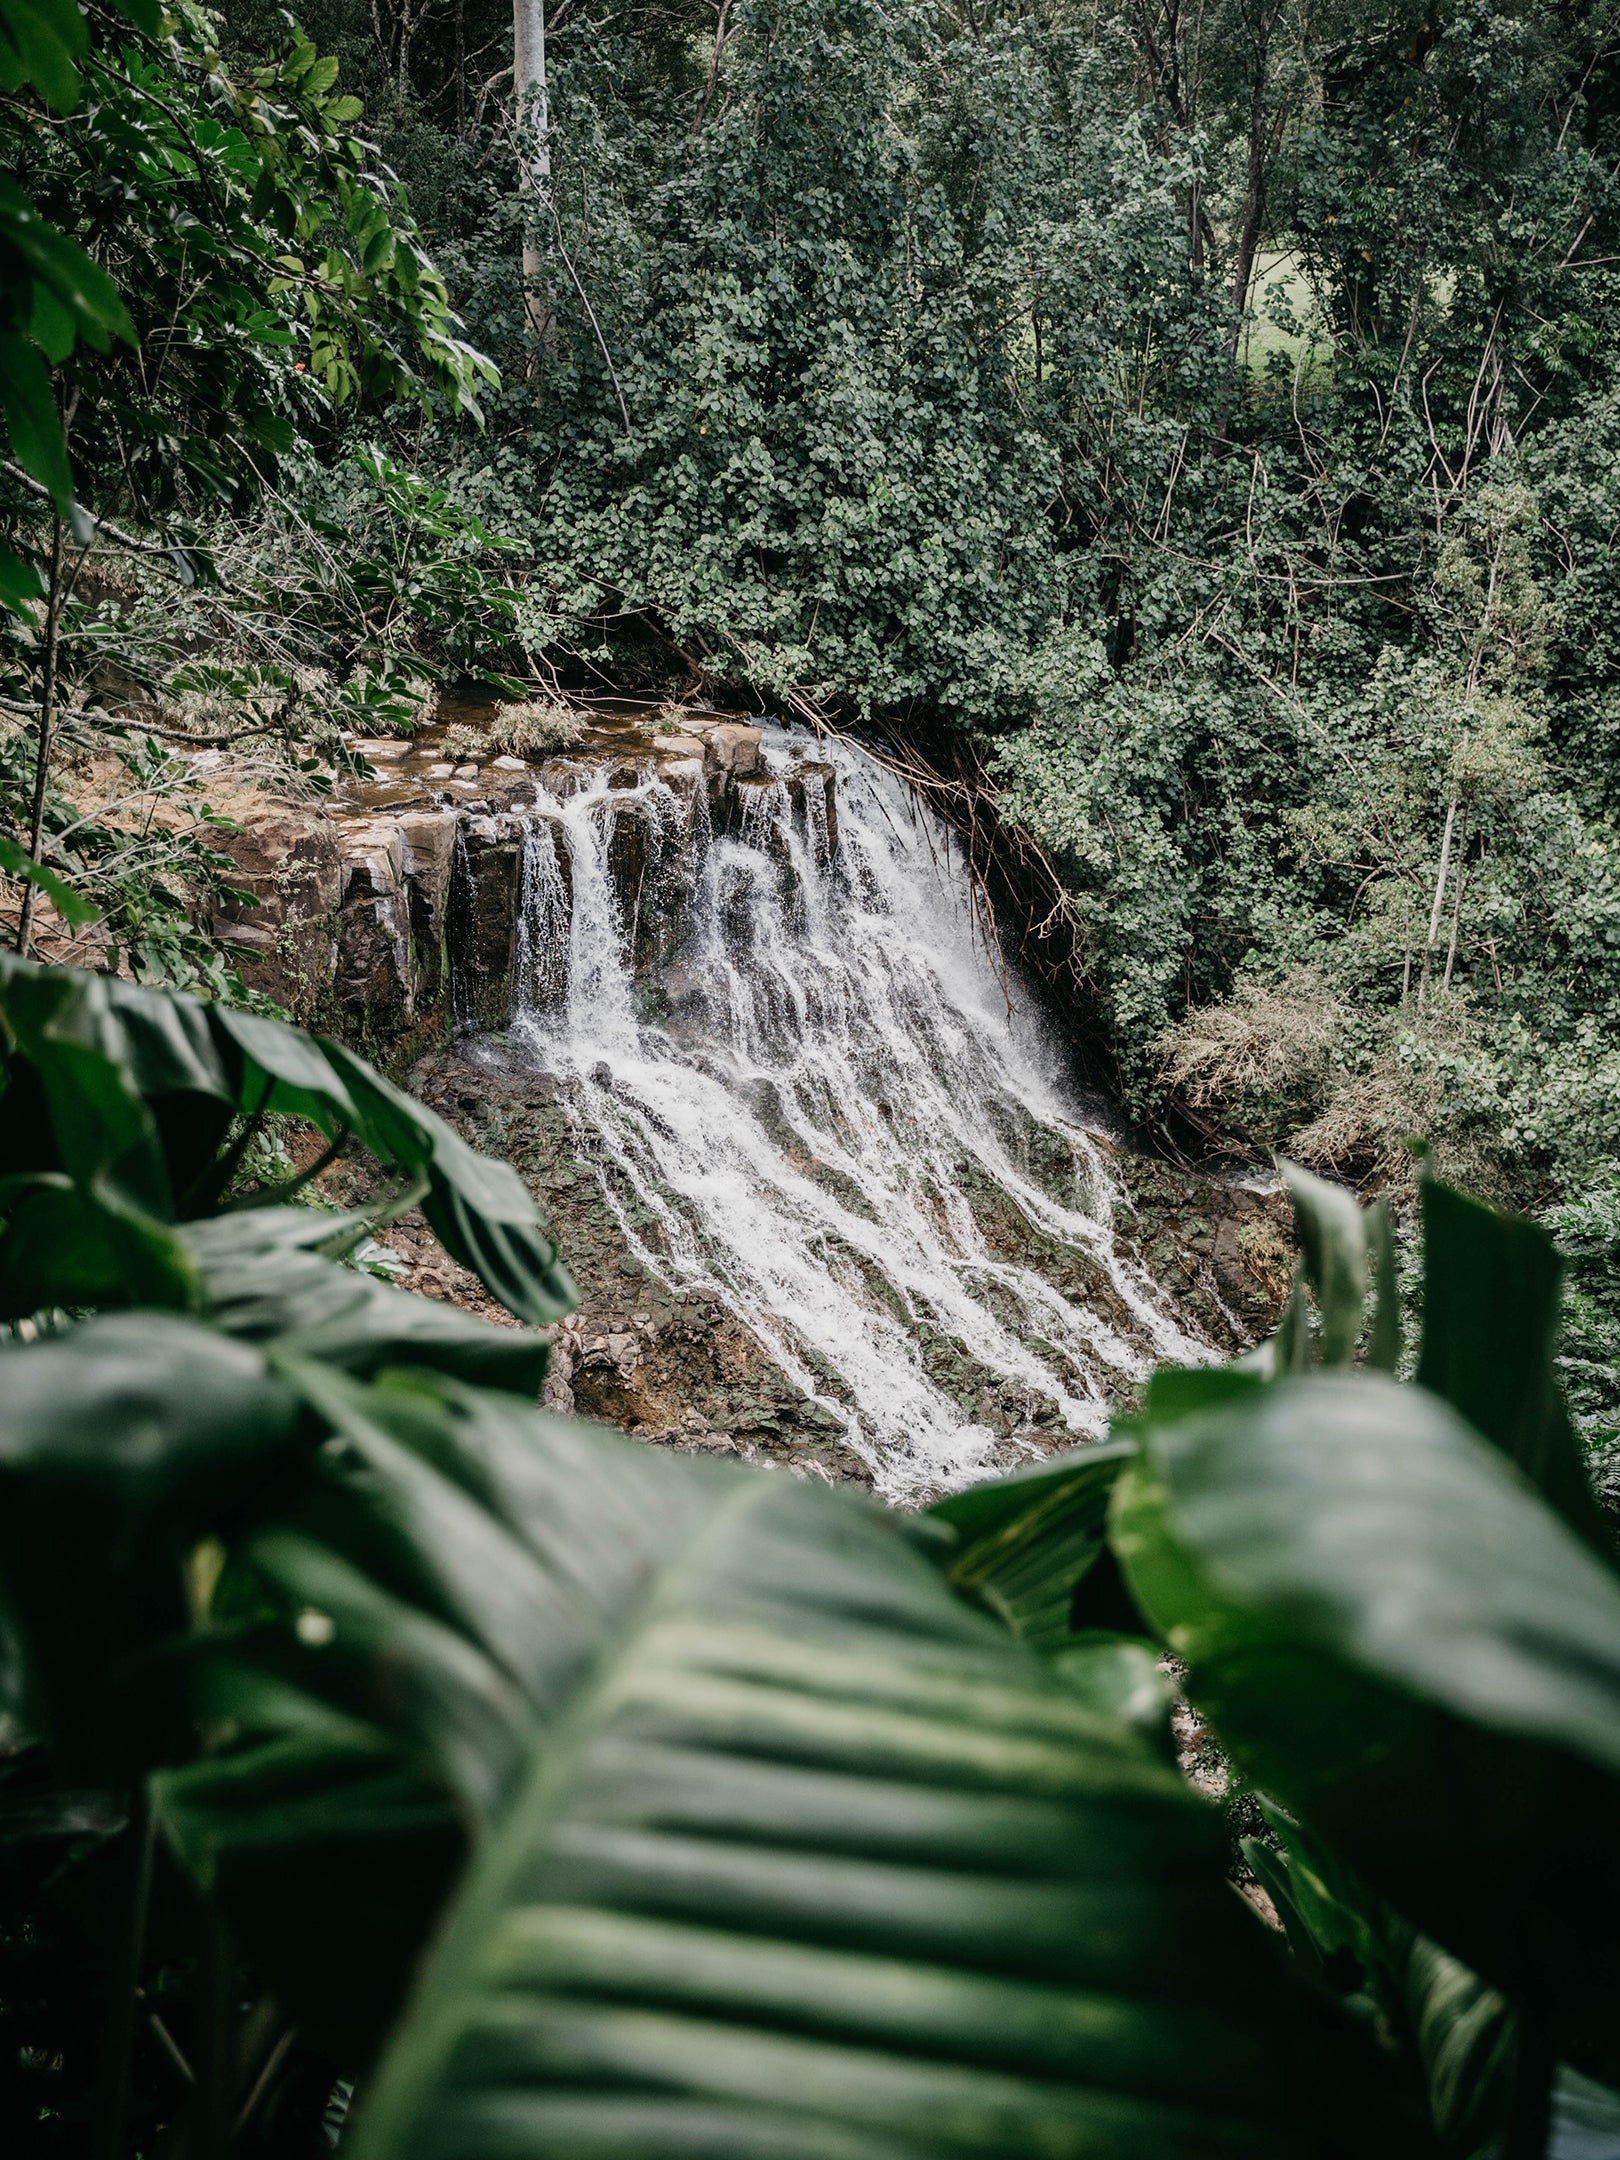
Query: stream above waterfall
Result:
<box><xmin>454</xmin><ymin>721</ymin><xmax>1209</xmax><ymax>1503</ymax></box>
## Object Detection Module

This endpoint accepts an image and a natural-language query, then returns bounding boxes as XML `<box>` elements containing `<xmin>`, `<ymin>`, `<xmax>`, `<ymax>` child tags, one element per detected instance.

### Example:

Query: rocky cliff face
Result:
<box><xmin>224</xmin><ymin>704</ymin><xmax>1287</xmax><ymax>1497</ymax></box>
<box><xmin>214</xmin><ymin>706</ymin><xmax>773</xmax><ymax>1040</ymax></box>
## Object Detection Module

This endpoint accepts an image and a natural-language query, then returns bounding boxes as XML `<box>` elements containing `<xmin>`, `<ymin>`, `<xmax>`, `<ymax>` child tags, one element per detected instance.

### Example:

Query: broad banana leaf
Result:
<box><xmin>0</xmin><ymin>955</ymin><xmax>575</xmax><ymax>1324</ymax></box>
<box><xmin>1113</xmin><ymin>1370</ymin><xmax>1620</xmax><ymax>2072</ymax></box>
<box><xmin>1416</xmin><ymin>1180</ymin><xmax>1609</xmax><ymax>1554</ymax></box>
<box><xmin>183</xmin><ymin>1207</ymin><xmax>551</xmax><ymax>1393</ymax></box>
<box><xmin>926</xmin><ymin>1438</ymin><xmax>1135</xmax><ymax>1646</ymax></box>
<box><xmin>160</xmin><ymin>1366</ymin><xmax>1394</xmax><ymax>2158</ymax></box>
<box><xmin>1242</xmin><ymin>1805</ymin><xmax>1516</xmax><ymax>2160</ymax></box>
<box><xmin>0</xmin><ymin>1312</ymin><xmax>304</xmax><ymax>1773</ymax></box>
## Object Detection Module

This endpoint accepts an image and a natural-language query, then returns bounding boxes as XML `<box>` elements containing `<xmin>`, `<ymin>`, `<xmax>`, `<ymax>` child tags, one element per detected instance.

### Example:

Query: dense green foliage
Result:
<box><xmin>9</xmin><ymin>0</ymin><xmax>1620</xmax><ymax>1205</ymax></box>
<box><xmin>7</xmin><ymin>8</ymin><xmax>1620</xmax><ymax>2152</ymax></box>
<box><xmin>5</xmin><ymin>966</ymin><xmax>1620</xmax><ymax>2157</ymax></box>
<box><xmin>248</xmin><ymin>0</ymin><xmax>1620</xmax><ymax>1224</ymax></box>
<box><xmin>0</xmin><ymin>0</ymin><xmax>514</xmax><ymax>983</ymax></box>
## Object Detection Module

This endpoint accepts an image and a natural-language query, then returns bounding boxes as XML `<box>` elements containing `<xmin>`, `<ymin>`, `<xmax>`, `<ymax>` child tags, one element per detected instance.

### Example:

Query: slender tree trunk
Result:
<box><xmin>513</xmin><ymin>0</ymin><xmax>554</xmax><ymax>352</ymax></box>
<box><xmin>1442</xmin><ymin>807</ymin><xmax>1469</xmax><ymax>989</ymax></box>
<box><xmin>1417</xmin><ymin>795</ymin><xmax>1458</xmax><ymax>1001</ymax></box>
<box><xmin>690</xmin><ymin>0</ymin><xmax>732</xmax><ymax>142</ymax></box>
<box><xmin>1227</xmin><ymin>53</ymin><xmax>1270</xmax><ymax>355</ymax></box>
<box><xmin>454</xmin><ymin>0</ymin><xmax>466</xmax><ymax>138</ymax></box>
<box><xmin>14</xmin><ymin>517</ymin><xmax>65</xmax><ymax>959</ymax></box>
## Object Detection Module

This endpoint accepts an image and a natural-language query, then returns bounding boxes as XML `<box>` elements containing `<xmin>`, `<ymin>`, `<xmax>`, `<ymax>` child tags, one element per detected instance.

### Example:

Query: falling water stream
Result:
<box><xmin>492</xmin><ymin>727</ymin><xmax>1203</xmax><ymax>1503</ymax></box>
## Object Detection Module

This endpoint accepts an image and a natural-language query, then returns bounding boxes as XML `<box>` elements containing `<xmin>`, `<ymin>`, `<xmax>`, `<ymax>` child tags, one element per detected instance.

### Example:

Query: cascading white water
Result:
<box><xmin>503</xmin><ymin>729</ymin><xmax>1204</xmax><ymax>1503</ymax></box>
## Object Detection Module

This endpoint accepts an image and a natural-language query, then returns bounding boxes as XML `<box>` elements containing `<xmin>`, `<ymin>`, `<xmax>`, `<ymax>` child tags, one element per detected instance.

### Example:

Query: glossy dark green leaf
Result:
<box><xmin>1049</xmin><ymin>1637</ymin><xmax>1175</xmax><ymax>1760</ymax></box>
<box><xmin>0</xmin><ymin>539</ymin><xmax>41</xmax><ymax>611</ymax></box>
<box><xmin>1417</xmin><ymin>1181</ymin><xmax>1607</xmax><ymax>1551</ymax></box>
<box><xmin>0</xmin><ymin>1171</ymin><xmax>196</xmax><ymax>1317</ymax></box>
<box><xmin>0</xmin><ymin>955</ymin><xmax>190</xmax><ymax>1217</ymax></box>
<box><xmin>1280</xmin><ymin>1161</ymin><xmax>1367</xmax><ymax>1367</ymax></box>
<box><xmin>215</xmin><ymin>1009</ymin><xmax>576</xmax><ymax>1324</ymax></box>
<box><xmin>0</xmin><ymin>958</ymin><xmax>576</xmax><ymax>1330</ymax></box>
<box><xmin>0</xmin><ymin>1312</ymin><xmax>303</xmax><ymax>1775</ymax></box>
<box><xmin>1246</xmin><ymin>1806</ymin><xmax>1516</xmax><ymax>2159</ymax></box>
<box><xmin>107</xmin><ymin>0</ymin><xmax>161</xmax><ymax>34</ymax></box>
<box><xmin>1113</xmin><ymin>1371</ymin><xmax>1620</xmax><ymax>2063</ymax></box>
<box><xmin>183</xmin><ymin>1207</ymin><xmax>551</xmax><ymax>1393</ymax></box>
<box><xmin>0</xmin><ymin>0</ymin><xmax>84</xmax><ymax>110</ymax></box>
<box><xmin>153</xmin><ymin>1725</ymin><xmax>466</xmax><ymax>2056</ymax></box>
<box><xmin>0</xmin><ymin>331</ymin><xmax>71</xmax><ymax>503</ymax></box>
<box><xmin>0</xmin><ymin>175</ymin><xmax>132</xmax><ymax>346</ymax></box>
<box><xmin>928</xmin><ymin>1439</ymin><xmax>1136</xmax><ymax>1647</ymax></box>
<box><xmin>176</xmin><ymin>1368</ymin><xmax>1354</xmax><ymax>2155</ymax></box>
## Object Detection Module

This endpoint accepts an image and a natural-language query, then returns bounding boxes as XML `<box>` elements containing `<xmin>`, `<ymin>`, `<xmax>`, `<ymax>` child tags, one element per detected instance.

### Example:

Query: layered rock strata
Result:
<box><xmin>214</xmin><ymin>708</ymin><xmax>770</xmax><ymax>1042</ymax></box>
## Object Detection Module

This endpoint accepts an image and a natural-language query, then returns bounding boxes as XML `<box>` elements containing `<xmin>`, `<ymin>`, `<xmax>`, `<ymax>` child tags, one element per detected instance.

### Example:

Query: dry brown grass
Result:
<box><xmin>1158</xmin><ymin>968</ymin><xmax>1343</xmax><ymax>1109</ymax></box>
<box><xmin>1160</xmin><ymin>971</ymin><xmax>1510</xmax><ymax>1194</ymax></box>
<box><xmin>440</xmin><ymin>695</ymin><xmax>585</xmax><ymax>762</ymax></box>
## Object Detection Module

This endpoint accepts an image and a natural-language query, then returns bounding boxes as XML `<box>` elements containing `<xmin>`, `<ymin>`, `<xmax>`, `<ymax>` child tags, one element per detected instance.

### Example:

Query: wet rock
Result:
<box><xmin>1113</xmin><ymin>1155</ymin><xmax>1291</xmax><ymax>1355</ymax></box>
<box><xmin>786</xmin><ymin>760</ymin><xmax>839</xmax><ymax>860</ymax></box>
<box><xmin>334</xmin><ymin>825</ymin><xmax>412</xmax><ymax>1040</ymax></box>
<box><xmin>728</xmin><ymin>771</ymin><xmax>789</xmax><ymax>852</ymax></box>
<box><xmin>210</xmin><ymin>807</ymin><xmax>342</xmax><ymax>1020</ymax></box>
<box><xmin>450</xmin><ymin>815</ymin><xmax>522</xmax><ymax>1031</ymax></box>
<box><xmin>709</xmin><ymin>721</ymin><xmax>761</xmax><ymax>778</ymax></box>
<box><xmin>211</xmin><ymin>704</ymin><xmax>798</xmax><ymax>1044</ymax></box>
<box><xmin>397</xmin><ymin>811</ymin><xmax>459</xmax><ymax>1010</ymax></box>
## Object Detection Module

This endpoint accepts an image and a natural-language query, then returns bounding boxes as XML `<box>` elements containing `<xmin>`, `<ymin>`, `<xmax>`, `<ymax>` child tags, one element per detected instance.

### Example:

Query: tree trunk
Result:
<box><xmin>1417</xmin><ymin>795</ymin><xmax>1458</xmax><ymax>1001</ymax></box>
<box><xmin>1227</xmin><ymin>53</ymin><xmax>1270</xmax><ymax>355</ymax></box>
<box><xmin>1442</xmin><ymin>807</ymin><xmax>1469</xmax><ymax>989</ymax></box>
<box><xmin>454</xmin><ymin>0</ymin><xmax>466</xmax><ymax>138</ymax></box>
<box><xmin>14</xmin><ymin>517</ymin><xmax>65</xmax><ymax>960</ymax></box>
<box><xmin>513</xmin><ymin>0</ymin><xmax>554</xmax><ymax>351</ymax></box>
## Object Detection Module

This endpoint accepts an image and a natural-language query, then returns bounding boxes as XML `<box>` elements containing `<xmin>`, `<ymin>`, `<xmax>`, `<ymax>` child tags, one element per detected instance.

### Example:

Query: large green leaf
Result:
<box><xmin>1242</xmin><ymin>1806</ymin><xmax>1517</xmax><ymax>2159</ymax></box>
<box><xmin>0</xmin><ymin>174</ymin><xmax>133</xmax><ymax>345</ymax></box>
<box><xmin>218</xmin><ymin>1017</ymin><xmax>576</xmax><ymax>1325</ymax></box>
<box><xmin>164</xmin><ymin>1367</ymin><xmax>1371</xmax><ymax>2156</ymax></box>
<box><xmin>1112</xmin><ymin>1371</ymin><xmax>1620</xmax><ymax>2067</ymax></box>
<box><xmin>0</xmin><ymin>0</ymin><xmax>85</xmax><ymax>115</ymax></box>
<box><xmin>0</xmin><ymin>329</ymin><xmax>72</xmax><ymax>502</ymax></box>
<box><xmin>929</xmin><ymin>1374</ymin><xmax>1264</xmax><ymax>1653</ymax></box>
<box><xmin>1416</xmin><ymin>1180</ymin><xmax>1607</xmax><ymax>1551</ymax></box>
<box><xmin>0</xmin><ymin>832</ymin><xmax>98</xmax><ymax>926</ymax></box>
<box><xmin>0</xmin><ymin>1312</ymin><xmax>303</xmax><ymax>1775</ymax></box>
<box><xmin>0</xmin><ymin>1170</ymin><xmax>198</xmax><ymax>1316</ymax></box>
<box><xmin>182</xmin><ymin>1207</ymin><xmax>551</xmax><ymax>1393</ymax></box>
<box><xmin>927</xmin><ymin>1439</ymin><xmax>1136</xmax><ymax>1647</ymax></box>
<box><xmin>1550</xmin><ymin>2068</ymin><xmax>1620</xmax><ymax>2160</ymax></box>
<box><xmin>0</xmin><ymin>956</ymin><xmax>576</xmax><ymax>1327</ymax></box>
<box><xmin>1279</xmin><ymin>1161</ymin><xmax>1368</xmax><ymax>1368</ymax></box>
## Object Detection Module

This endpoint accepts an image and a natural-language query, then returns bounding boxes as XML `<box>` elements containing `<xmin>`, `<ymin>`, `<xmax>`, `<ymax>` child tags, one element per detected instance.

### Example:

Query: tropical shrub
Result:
<box><xmin>0</xmin><ymin>0</ymin><xmax>521</xmax><ymax>978</ymax></box>
<box><xmin>2</xmin><ymin>956</ymin><xmax>1619</xmax><ymax>2154</ymax></box>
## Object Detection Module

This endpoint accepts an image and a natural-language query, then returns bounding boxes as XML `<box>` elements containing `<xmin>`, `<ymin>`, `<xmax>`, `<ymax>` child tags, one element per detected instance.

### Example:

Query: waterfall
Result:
<box><xmin>497</xmin><ymin>728</ymin><xmax>1203</xmax><ymax>1503</ymax></box>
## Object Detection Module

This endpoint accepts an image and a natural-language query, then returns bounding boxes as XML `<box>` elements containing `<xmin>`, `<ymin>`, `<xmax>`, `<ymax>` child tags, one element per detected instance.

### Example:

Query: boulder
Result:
<box><xmin>211</xmin><ymin>807</ymin><xmax>342</xmax><ymax>1020</ymax></box>
<box><xmin>707</xmin><ymin>721</ymin><xmax>761</xmax><ymax>781</ymax></box>
<box><xmin>398</xmin><ymin>811</ymin><xmax>460</xmax><ymax>1010</ymax></box>
<box><xmin>787</xmin><ymin>760</ymin><xmax>839</xmax><ymax>861</ymax></box>
<box><xmin>334</xmin><ymin>825</ymin><xmax>413</xmax><ymax>1040</ymax></box>
<box><xmin>451</xmin><ymin>814</ymin><xmax>523</xmax><ymax>1030</ymax></box>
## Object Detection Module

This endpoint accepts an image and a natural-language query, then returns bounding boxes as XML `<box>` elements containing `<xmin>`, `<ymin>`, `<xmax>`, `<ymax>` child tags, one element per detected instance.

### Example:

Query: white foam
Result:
<box><xmin>499</xmin><ymin>731</ymin><xmax>1203</xmax><ymax>1502</ymax></box>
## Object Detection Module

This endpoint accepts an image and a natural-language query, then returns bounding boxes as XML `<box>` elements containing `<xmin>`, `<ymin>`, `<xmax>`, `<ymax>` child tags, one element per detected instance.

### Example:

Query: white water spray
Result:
<box><xmin>500</xmin><ymin>730</ymin><xmax>1203</xmax><ymax>1502</ymax></box>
